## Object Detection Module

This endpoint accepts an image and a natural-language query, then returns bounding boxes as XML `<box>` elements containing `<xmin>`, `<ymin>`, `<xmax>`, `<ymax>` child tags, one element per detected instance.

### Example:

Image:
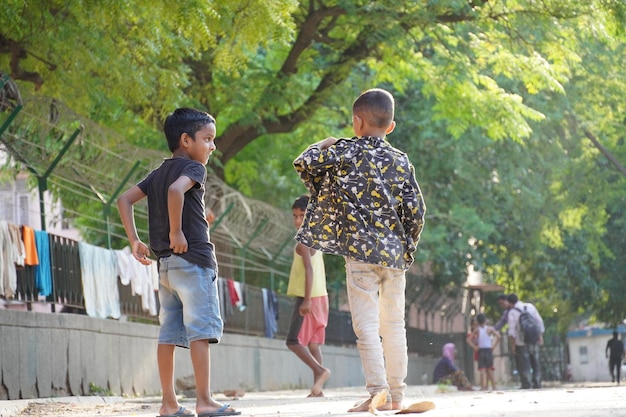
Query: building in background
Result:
<box><xmin>567</xmin><ymin>326</ymin><xmax>626</xmax><ymax>382</ymax></box>
<box><xmin>0</xmin><ymin>155</ymin><xmax>79</xmax><ymax>240</ymax></box>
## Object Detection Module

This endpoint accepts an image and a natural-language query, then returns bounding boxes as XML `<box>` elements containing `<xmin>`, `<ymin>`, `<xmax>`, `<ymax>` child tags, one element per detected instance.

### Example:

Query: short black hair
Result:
<box><xmin>163</xmin><ymin>107</ymin><xmax>215</xmax><ymax>152</ymax></box>
<box><xmin>507</xmin><ymin>293</ymin><xmax>519</xmax><ymax>304</ymax></box>
<box><xmin>497</xmin><ymin>294</ymin><xmax>508</xmax><ymax>301</ymax></box>
<box><xmin>477</xmin><ymin>313</ymin><xmax>486</xmax><ymax>324</ymax></box>
<box><xmin>292</xmin><ymin>195</ymin><xmax>309</xmax><ymax>211</ymax></box>
<box><xmin>353</xmin><ymin>88</ymin><xmax>394</xmax><ymax>129</ymax></box>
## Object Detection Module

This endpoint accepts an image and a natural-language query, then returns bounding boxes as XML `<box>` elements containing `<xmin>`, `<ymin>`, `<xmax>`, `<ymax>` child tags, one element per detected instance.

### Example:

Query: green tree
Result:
<box><xmin>1</xmin><ymin>0</ymin><xmax>297</xmax><ymax>130</ymax></box>
<box><xmin>2</xmin><ymin>1</ymin><xmax>626</xmax><ymax>330</ymax></box>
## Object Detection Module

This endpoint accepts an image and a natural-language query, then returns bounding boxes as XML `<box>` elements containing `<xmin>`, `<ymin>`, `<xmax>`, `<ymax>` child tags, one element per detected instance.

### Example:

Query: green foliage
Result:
<box><xmin>88</xmin><ymin>382</ymin><xmax>112</xmax><ymax>396</ymax></box>
<box><xmin>0</xmin><ymin>0</ymin><xmax>296</xmax><ymax>133</ymax></box>
<box><xmin>2</xmin><ymin>0</ymin><xmax>626</xmax><ymax>334</ymax></box>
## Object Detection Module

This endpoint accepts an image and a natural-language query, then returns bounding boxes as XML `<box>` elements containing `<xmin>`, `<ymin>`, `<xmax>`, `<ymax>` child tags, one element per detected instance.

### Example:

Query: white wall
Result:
<box><xmin>568</xmin><ymin>329</ymin><xmax>621</xmax><ymax>382</ymax></box>
<box><xmin>0</xmin><ymin>309</ymin><xmax>439</xmax><ymax>401</ymax></box>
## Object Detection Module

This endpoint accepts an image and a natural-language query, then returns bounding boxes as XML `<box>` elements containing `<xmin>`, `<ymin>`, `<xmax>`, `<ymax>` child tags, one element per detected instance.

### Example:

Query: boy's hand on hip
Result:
<box><xmin>169</xmin><ymin>231</ymin><xmax>189</xmax><ymax>254</ymax></box>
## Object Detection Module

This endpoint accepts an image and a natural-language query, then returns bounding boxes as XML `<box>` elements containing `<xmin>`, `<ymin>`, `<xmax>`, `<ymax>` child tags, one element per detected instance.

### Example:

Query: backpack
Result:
<box><xmin>515</xmin><ymin>305</ymin><xmax>541</xmax><ymax>344</ymax></box>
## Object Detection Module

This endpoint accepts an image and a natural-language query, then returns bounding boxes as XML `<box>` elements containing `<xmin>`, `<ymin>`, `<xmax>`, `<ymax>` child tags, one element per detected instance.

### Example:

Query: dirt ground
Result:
<box><xmin>16</xmin><ymin>401</ymin><xmax>159</xmax><ymax>417</ymax></box>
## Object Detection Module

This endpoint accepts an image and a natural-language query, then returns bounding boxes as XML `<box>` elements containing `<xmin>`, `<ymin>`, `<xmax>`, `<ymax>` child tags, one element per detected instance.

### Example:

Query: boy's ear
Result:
<box><xmin>385</xmin><ymin>120</ymin><xmax>396</xmax><ymax>135</ymax></box>
<box><xmin>352</xmin><ymin>114</ymin><xmax>363</xmax><ymax>132</ymax></box>
<box><xmin>180</xmin><ymin>132</ymin><xmax>192</xmax><ymax>147</ymax></box>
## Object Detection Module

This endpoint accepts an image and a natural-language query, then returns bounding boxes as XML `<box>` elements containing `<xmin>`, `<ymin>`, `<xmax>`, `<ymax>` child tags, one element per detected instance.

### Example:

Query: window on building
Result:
<box><xmin>579</xmin><ymin>346</ymin><xmax>588</xmax><ymax>364</ymax></box>
<box><xmin>17</xmin><ymin>193</ymin><xmax>29</xmax><ymax>225</ymax></box>
<box><xmin>0</xmin><ymin>191</ymin><xmax>15</xmax><ymax>223</ymax></box>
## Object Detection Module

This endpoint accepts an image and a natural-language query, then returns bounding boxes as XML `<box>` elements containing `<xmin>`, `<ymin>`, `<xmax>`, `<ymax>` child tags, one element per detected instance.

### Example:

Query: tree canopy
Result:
<box><xmin>1</xmin><ymin>0</ymin><xmax>625</xmax><ymax>331</ymax></box>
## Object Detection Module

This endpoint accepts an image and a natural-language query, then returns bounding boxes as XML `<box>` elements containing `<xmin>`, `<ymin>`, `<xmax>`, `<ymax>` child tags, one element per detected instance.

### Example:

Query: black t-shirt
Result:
<box><xmin>138</xmin><ymin>158</ymin><xmax>217</xmax><ymax>270</ymax></box>
<box><xmin>607</xmin><ymin>338</ymin><xmax>624</xmax><ymax>360</ymax></box>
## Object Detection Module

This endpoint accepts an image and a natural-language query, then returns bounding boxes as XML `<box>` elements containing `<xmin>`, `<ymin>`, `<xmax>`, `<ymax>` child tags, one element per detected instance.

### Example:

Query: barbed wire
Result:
<box><xmin>0</xmin><ymin>88</ymin><xmax>295</xmax><ymax>270</ymax></box>
<box><xmin>1</xmin><ymin>79</ymin><xmax>461</xmax><ymax>317</ymax></box>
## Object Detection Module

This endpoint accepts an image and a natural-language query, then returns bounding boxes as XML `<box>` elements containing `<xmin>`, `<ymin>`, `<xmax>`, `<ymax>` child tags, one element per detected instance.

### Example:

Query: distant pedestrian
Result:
<box><xmin>606</xmin><ymin>331</ymin><xmax>624</xmax><ymax>384</ymax></box>
<box><xmin>493</xmin><ymin>294</ymin><xmax>511</xmax><ymax>332</ymax></box>
<box><xmin>507</xmin><ymin>293</ymin><xmax>544</xmax><ymax>389</ymax></box>
<box><xmin>467</xmin><ymin>313</ymin><xmax>501</xmax><ymax>390</ymax></box>
<box><xmin>432</xmin><ymin>343</ymin><xmax>473</xmax><ymax>391</ymax></box>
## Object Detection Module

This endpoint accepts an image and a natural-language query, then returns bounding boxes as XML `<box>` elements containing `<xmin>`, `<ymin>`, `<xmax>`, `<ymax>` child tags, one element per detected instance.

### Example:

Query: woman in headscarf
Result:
<box><xmin>432</xmin><ymin>343</ymin><xmax>473</xmax><ymax>391</ymax></box>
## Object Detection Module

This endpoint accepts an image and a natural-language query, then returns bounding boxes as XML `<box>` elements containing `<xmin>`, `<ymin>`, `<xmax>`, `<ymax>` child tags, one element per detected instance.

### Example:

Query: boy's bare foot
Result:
<box><xmin>311</xmin><ymin>368</ymin><xmax>330</xmax><ymax>396</ymax></box>
<box><xmin>348</xmin><ymin>391</ymin><xmax>390</xmax><ymax>413</ymax></box>
<box><xmin>307</xmin><ymin>391</ymin><xmax>325</xmax><ymax>397</ymax></box>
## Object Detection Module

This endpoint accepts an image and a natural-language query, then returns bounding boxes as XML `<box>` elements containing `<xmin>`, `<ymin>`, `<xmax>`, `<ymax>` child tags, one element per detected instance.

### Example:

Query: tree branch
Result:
<box><xmin>215</xmin><ymin>14</ymin><xmax>381</xmax><ymax>164</ymax></box>
<box><xmin>581</xmin><ymin>127</ymin><xmax>626</xmax><ymax>177</ymax></box>
<box><xmin>280</xmin><ymin>4</ymin><xmax>345</xmax><ymax>74</ymax></box>
<box><xmin>1</xmin><ymin>35</ymin><xmax>45</xmax><ymax>90</ymax></box>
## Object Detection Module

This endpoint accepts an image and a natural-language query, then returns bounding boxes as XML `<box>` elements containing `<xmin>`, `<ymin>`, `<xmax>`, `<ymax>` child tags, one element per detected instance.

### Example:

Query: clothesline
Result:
<box><xmin>0</xmin><ymin>220</ymin><xmax>281</xmax><ymax>338</ymax></box>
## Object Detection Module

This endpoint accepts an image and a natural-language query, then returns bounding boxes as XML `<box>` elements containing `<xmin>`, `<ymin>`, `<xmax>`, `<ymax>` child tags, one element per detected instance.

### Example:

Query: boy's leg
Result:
<box><xmin>306</xmin><ymin>297</ymin><xmax>331</xmax><ymax>395</ymax></box>
<box><xmin>157</xmin><ymin>257</ymin><xmax>192</xmax><ymax>416</ymax></box>
<box><xmin>308</xmin><ymin>342</ymin><xmax>322</xmax><ymax>365</ymax></box>
<box><xmin>487</xmin><ymin>368</ymin><xmax>496</xmax><ymax>390</ymax></box>
<box><xmin>307</xmin><ymin>342</ymin><xmax>329</xmax><ymax>396</ymax></box>
<box><xmin>190</xmin><ymin>339</ymin><xmax>239</xmax><ymax>415</ymax></box>
<box><xmin>379</xmin><ymin>267</ymin><xmax>407</xmax><ymax>409</ymax></box>
<box><xmin>161</xmin><ymin>257</ymin><xmax>237</xmax><ymax>415</ymax></box>
<box><xmin>286</xmin><ymin>298</ymin><xmax>329</xmax><ymax>395</ymax></box>
<box><xmin>345</xmin><ymin>259</ymin><xmax>391</xmax><ymax>412</ymax></box>
<box><xmin>287</xmin><ymin>343</ymin><xmax>323</xmax><ymax>371</ymax></box>
<box><xmin>158</xmin><ymin>344</ymin><xmax>188</xmax><ymax>416</ymax></box>
<box><xmin>288</xmin><ymin>343</ymin><xmax>329</xmax><ymax>396</ymax></box>
<box><xmin>485</xmin><ymin>350</ymin><xmax>496</xmax><ymax>390</ymax></box>
<box><xmin>191</xmin><ymin>339</ymin><xmax>211</xmax><ymax>407</ymax></box>
<box><xmin>479</xmin><ymin>369</ymin><xmax>487</xmax><ymax>390</ymax></box>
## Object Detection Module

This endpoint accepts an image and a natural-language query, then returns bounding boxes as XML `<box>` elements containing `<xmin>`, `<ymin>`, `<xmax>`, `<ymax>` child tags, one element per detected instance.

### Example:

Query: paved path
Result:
<box><xmin>2</xmin><ymin>383</ymin><xmax>626</xmax><ymax>417</ymax></box>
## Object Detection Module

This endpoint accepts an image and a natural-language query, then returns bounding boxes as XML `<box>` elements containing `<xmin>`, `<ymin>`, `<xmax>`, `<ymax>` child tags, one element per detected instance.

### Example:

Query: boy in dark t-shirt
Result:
<box><xmin>118</xmin><ymin>108</ymin><xmax>239</xmax><ymax>417</ymax></box>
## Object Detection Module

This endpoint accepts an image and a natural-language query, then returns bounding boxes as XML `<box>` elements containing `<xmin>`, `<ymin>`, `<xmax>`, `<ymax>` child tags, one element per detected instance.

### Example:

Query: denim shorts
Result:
<box><xmin>158</xmin><ymin>255</ymin><xmax>223</xmax><ymax>348</ymax></box>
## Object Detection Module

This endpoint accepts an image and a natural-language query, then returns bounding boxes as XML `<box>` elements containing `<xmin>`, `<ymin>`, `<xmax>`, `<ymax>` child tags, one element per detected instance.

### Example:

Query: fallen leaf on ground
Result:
<box><xmin>395</xmin><ymin>401</ymin><xmax>436</xmax><ymax>414</ymax></box>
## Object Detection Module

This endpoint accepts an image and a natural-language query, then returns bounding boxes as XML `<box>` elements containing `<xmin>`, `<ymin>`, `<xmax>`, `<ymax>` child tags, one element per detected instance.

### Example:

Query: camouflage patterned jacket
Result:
<box><xmin>293</xmin><ymin>136</ymin><xmax>425</xmax><ymax>271</ymax></box>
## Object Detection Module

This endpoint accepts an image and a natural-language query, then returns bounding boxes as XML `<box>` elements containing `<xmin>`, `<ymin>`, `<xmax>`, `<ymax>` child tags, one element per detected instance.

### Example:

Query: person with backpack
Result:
<box><xmin>506</xmin><ymin>293</ymin><xmax>545</xmax><ymax>389</ymax></box>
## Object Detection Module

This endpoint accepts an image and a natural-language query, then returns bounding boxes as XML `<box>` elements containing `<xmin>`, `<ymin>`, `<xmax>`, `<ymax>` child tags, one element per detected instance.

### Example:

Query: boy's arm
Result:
<box><xmin>507</xmin><ymin>311</ymin><xmax>518</xmax><ymax>354</ymax></box>
<box><xmin>117</xmin><ymin>186</ymin><xmax>151</xmax><ymax>265</ymax></box>
<box><xmin>293</xmin><ymin>137</ymin><xmax>340</xmax><ymax>193</ymax></box>
<box><xmin>490</xmin><ymin>327</ymin><xmax>501</xmax><ymax>349</ymax></box>
<box><xmin>295</xmin><ymin>242</ymin><xmax>314</xmax><ymax>315</ymax></box>
<box><xmin>168</xmin><ymin>175</ymin><xmax>196</xmax><ymax>254</ymax></box>
<box><xmin>493</xmin><ymin>310</ymin><xmax>508</xmax><ymax>331</ymax></box>
<box><xmin>401</xmin><ymin>163</ymin><xmax>426</xmax><ymax>252</ymax></box>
